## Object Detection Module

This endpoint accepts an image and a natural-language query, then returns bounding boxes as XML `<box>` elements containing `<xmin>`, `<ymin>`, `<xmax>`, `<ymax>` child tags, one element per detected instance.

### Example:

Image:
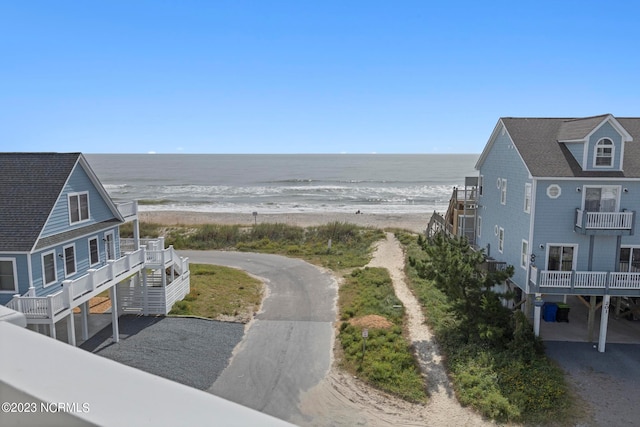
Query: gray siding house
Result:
<box><xmin>474</xmin><ymin>114</ymin><xmax>640</xmax><ymax>352</ymax></box>
<box><xmin>1</xmin><ymin>153</ymin><xmax>190</xmax><ymax>345</ymax></box>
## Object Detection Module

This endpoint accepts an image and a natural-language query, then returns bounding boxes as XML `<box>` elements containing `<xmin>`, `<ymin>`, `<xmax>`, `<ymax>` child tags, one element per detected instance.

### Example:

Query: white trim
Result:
<box><xmin>593</xmin><ymin>137</ymin><xmax>615</xmax><ymax>168</ymax></box>
<box><xmin>88</xmin><ymin>236</ymin><xmax>101</xmax><ymax>267</ymax></box>
<box><xmin>494</xmin><ymin>225</ymin><xmax>499</xmax><ymax>236</ymax></box>
<box><xmin>521</xmin><ymin>240</ymin><xmax>529</xmax><ymax>270</ymax></box>
<box><xmin>63</xmin><ymin>244</ymin><xmax>77</xmax><ymax>278</ymax></box>
<box><xmin>0</xmin><ymin>257</ymin><xmax>19</xmax><ymax>293</ymax></box>
<box><xmin>498</xmin><ymin>227</ymin><xmax>504</xmax><ymax>253</ymax></box>
<box><xmin>496</xmin><ymin>177</ymin><xmax>502</xmax><ymax>189</ymax></box>
<box><xmin>68</xmin><ymin>191</ymin><xmax>91</xmax><ymax>225</ymax></box>
<box><xmin>478</xmin><ymin>175</ymin><xmax>484</xmax><ymax>196</ymax></box>
<box><xmin>41</xmin><ymin>250</ymin><xmax>58</xmax><ymax>288</ymax></box>
<box><xmin>524</xmin><ymin>183</ymin><xmax>532</xmax><ymax>213</ymax></box>
<box><xmin>477</xmin><ymin>216</ymin><xmax>482</xmax><ymax>238</ymax></box>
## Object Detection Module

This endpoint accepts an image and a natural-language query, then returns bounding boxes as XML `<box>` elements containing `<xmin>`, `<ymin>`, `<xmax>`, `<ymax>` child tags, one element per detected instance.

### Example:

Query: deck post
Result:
<box><xmin>110</xmin><ymin>284</ymin><xmax>119</xmax><ymax>343</ymax></box>
<box><xmin>587</xmin><ymin>296</ymin><xmax>597</xmax><ymax>342</ymax></box>
<box><xmin>597</xmin><ymin>295</ymin><xmax>611</xmax><ymax>352</ymax></box>
<box><xmin>533</xmin><ymin>293</ymin><xmax>542</xmax><ymax>336</ymax></box>
<box><xmin>62</xmin><ymin>281</ymin><xmax>76</xmax><ymax>346</ymax></box>
<box><xmin>81</xmin><ymin>301</ymin><xmax>89</xmax><ymax>341</ymax></box>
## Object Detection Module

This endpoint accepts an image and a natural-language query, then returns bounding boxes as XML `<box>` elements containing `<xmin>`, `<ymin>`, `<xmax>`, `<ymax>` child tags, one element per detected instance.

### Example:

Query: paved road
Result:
<box><xmin>179</xmin><ymin>250</ymin><xmax>338</xmax><ymax>422</ymax></box>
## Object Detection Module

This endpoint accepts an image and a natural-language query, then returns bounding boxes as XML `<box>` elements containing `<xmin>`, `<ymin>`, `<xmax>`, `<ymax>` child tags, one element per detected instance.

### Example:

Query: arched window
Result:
<box><xmin>594</xmin><ymin>138</ymin><xmax>614</xmax><ymax>167</ymax></box>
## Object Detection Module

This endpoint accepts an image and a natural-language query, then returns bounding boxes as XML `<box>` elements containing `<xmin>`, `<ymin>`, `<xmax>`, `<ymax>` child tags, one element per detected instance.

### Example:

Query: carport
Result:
<box><xmin>540</xmin><ymin>295</ymin><xmax>640</xmax><ymax>344</ymax></box>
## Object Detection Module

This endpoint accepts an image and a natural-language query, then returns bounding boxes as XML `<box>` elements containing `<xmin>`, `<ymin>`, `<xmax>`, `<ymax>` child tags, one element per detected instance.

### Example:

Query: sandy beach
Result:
<box><xmin>139</xmin><ymin>210</ymin><xmax>431</xmax><ymax>234</ymax></box>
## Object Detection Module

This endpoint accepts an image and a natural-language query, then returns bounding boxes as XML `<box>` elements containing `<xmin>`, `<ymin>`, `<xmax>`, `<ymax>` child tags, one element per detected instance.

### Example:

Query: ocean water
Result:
<box><xmin>85</xmin><ymin>154</ymin><xmax>478</xmax><ymax>214</ymax></box>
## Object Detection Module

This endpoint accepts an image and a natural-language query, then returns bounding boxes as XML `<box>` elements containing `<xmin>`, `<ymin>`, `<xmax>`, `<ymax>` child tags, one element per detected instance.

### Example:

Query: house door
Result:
<box><xmin>619</xmin><ymin>247</ymin><xmax>640</xmax><ymax>272</ymax></box>
<box><xmin>584</xmin><ymin>187</ymin><xmax>618</xmax><ymax>212</ymax></box>
<box><xmin>547</xmin><ymin>245</ymin><xmax>575</xmax><ymax>271</ymax></box>
<box><xmin>105</xmin><ymin>232</ymin><xmax>115</xmax><ymax>260</ymax></box>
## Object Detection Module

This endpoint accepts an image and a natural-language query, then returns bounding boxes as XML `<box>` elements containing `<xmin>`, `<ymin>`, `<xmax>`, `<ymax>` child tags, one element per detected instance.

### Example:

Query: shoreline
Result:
<box><xmin>138</xmin><ymin>210</ymin><xmax>431</xmax><ymax>234</ymax></box>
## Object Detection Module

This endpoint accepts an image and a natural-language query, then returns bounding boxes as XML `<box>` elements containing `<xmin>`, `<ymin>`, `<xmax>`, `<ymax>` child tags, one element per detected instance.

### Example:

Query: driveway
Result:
<box><xmin>544</xmin><ymin>342</ymin><xmax>640</xmax><ymax>426</ymax></box>
<box><xmin>180</xmin><ymin>250</ymin><xmax>338</xmax><ymax>422</ymax></box>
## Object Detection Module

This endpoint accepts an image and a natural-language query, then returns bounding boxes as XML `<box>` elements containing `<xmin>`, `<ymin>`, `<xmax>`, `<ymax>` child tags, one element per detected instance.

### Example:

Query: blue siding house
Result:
<box><xmin>1</xmin><ymin>153</ymin><xmax>190</xmax><ymax>345</ymax></box>
<box><xmin>473</xmin><ymin>115</ymin><xmax>640</xmax><ymax>352</ymax></box>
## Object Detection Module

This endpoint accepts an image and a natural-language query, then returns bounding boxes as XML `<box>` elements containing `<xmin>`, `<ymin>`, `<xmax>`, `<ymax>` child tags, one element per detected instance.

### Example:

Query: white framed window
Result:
<box><xmin>63</xmin><ymin>245</ymin><xmax>76</xmax><ymax>277</ymax></box>
<box><xmin>546</xmin><ymin>244</ymin><xmax>577</xmax><ymax>271</ymax></box>
<box><xmin>546</xmin><ymin>184</ymin><xmax>561</xmax><ymax>199</ymax></box>
<box><xmin>42</xmin><ymin>250</ymin><xmax>57</xmax><ymax>287</ymax></box>
<box><xmin>477</xmin><ymin>216</ymin><xmax>482</xmax><ymax>238</ymax></box>
<box><xmin>583</xmin><ymin>186</ymin><xmax>620</xmax><ymax>212</ymax></box>
<box><xmin>0</xmin><ymin>258</ymin><xmax>18</xmax><ymax>293</ymax></box>
<box><xmin>524</xmin><ymin>183</ymin><xmax>532</xmax><ymax>213</ymax></box>
<box><xmin>88</xmin><ymin>237</ymin><xmax>100</xmax><ymax>266</ymax></box>
<box><xmin>496</xmin><ymin>177</ymin><xmax>502</xmax><ymax>189</ymax></box>
<box><xmin>498</xmin><ymin>227</ymin><xmax>504</xmax><ymax>253</ymax></box>
<box><xmin>594</xmin><ymin>138</ymin><xmax>614</xmax><ymax>167</ymax></box>
<box><xmin>521</xmin><ymin>240</ymin><xmax>528</xmax><ymax>269</ymax></box>
<box><xmin>68</xmin><ymin>192</ymin><xmax>90</xmax><ymax>224</ymax></box>
<box><xmin>500</xmin><ymin>179</ymin><xmax>507</xmax><ymax>205</ymax></box>
<box><xmin>619</xmin><ymin>247</ymin><xmax>640</xmax><ymax>272</ymax></box>
<box><xmin>478</xmin><ymin>175</ymin><xmax>484</xmax><ymax>196</ymax></box>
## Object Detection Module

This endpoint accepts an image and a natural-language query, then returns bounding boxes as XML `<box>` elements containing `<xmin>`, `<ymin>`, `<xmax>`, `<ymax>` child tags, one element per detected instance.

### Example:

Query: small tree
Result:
<box><xmin>416</xmin><ymin>232</ymin><xmax>515</xmax><ymax>347</ymax></box>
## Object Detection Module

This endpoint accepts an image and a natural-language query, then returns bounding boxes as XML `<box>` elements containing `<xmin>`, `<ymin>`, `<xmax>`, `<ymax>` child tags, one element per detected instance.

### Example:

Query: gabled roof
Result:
<box><xmin>476</xmin><ymin>115</ymin><xmax>640</xmax><ymax>178</ymax></box>
<box><xmin>0</xmin><ymin>153</ymin><xmax>123</xmax><ymax>252</ymax></box>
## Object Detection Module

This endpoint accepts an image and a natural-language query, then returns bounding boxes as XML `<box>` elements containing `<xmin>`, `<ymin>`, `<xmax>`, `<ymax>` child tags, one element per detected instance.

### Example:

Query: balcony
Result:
<box><xmin>575</xmin><ymin>209</ymin><xmax>635</xmax><ymax>235</ymax></box>
<box><xmin>529</xmin><ymin>266</ymin><xmax>640</xmax><ymax>296</ymax></box>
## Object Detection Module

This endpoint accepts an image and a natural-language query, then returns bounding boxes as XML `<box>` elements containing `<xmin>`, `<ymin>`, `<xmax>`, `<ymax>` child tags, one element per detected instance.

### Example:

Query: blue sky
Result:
<box><xmin>1</xmin><ymin>1</ymin><xmax>638</xmax><ymax>154</ymax></box>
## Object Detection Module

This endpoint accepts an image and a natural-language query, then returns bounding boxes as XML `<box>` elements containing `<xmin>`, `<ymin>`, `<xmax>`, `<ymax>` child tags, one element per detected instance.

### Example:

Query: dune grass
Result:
<box><xmin>169</xmin><ymin>263</ymin><xmax>262</xmax><ymax>321</ymax></box>
<box><xmin>338</xmin><ymin>267</ymin><xmax>427</xmax><ymax>403</ymax></box>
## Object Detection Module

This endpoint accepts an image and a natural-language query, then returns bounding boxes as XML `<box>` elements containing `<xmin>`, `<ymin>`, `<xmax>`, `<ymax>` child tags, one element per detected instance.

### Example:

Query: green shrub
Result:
<box><xmin>401</xmin><ymin>233</ymin><xmax>575</xmax><ymax>424</ymax></box>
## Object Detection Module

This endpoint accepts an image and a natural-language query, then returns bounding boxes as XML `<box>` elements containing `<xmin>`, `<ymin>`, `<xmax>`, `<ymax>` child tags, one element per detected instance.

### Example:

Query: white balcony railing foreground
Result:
<box><xmin>575</xmin><ymin>209</ymin><xmax>634</xmax><ymax>230</ymax></box>
<box><xmin>530</xmin><ymin>266</ymin><xmax>640</xmax><ymax>293</ymax></box>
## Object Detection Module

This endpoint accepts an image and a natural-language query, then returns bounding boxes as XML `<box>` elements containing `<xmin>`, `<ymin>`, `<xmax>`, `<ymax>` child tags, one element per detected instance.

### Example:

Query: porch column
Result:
<box><xmin>533</xmin><ymin>294</ymin><xmax>543</xmax><ymax>336</ymax></box>
<box><xmin>597</xmin><ymin>295</ymin><xmax>611</xmax><ymax>353</ymax></box>
<box><xmin>133</xmin><ymin>219</ymin><xmax>141</xmax><ymax>250</ymax></box>
<box><xmin>81</xmin><ymin>301</ymin><xmax>89</xmax><ymax>341</ymax></box>
<box><xmin>587</xmin><ymin>296</ymin><xmax>597</xmax><ymax>342</ymax></box>
<box><xmin>66</xmin><ymin>313</ymin><xmax>76</xmax><ymax>346</ymax></box>
<box><xmin>49</xmin><ymin>320</ymin><xmax>56</xmax><ymax>339</ymax></box>
<box><xmin>109</xmin><ymin>285</ymin><xmax>120</xmax><ymax>343</ymax></box>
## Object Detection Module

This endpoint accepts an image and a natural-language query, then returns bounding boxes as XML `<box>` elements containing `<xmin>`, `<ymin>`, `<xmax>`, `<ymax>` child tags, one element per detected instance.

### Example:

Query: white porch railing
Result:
<box><xmin>531</xmin><ymin>267</ymin><xmax>640</xmax><ymax>293</ymax></box>
<box><xmin>575</xmin><ymin>209</ymin><xmax>634</xmax><ymax>230</ymax></box>
<box><xmin>116</xmin><ymin>201</ymin><xmax>138</xmax><ymax>220</ymax></box>
<box><xmin>7</xmin><ymin>248</ymin><xmax>146</xmax><ymax>321</ymax></box>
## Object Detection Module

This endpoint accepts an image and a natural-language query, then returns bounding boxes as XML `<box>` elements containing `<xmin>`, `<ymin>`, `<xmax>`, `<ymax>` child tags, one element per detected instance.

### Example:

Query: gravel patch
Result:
<box><xmin>81</xmin><ymin>315</ymin><xmax>245</xmax><ymax>390</ymax></box>
<box><xmin>545</xmin><ymin>342</ymin><xmax>640</xmax><ymax>426</ymax></box>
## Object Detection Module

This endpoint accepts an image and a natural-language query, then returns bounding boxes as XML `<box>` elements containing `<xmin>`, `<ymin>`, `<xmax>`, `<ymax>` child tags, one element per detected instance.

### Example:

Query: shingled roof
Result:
<box><xmin>479</xmin><ymin>115</ymin><xmax>640</xmax><ymax>178</ymax></box>
<box><xmin>0</xmin><ymin>153</ymin><xmax>121</xmax><ymax>253</ymax></box>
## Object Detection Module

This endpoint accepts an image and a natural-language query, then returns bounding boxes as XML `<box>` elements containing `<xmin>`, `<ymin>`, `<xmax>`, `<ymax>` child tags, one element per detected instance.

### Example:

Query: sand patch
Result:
<box><xmin>348</xmin><ymin>314</ymin><xmax>393</xmax><ymax>329</ymax></box>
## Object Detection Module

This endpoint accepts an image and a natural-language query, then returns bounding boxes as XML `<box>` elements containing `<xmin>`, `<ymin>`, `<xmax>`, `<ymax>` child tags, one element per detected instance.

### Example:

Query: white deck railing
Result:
<box><xmin>532</xmin><ymin>267</ymin><xmax>640</xmax><ymax>293</ymax></box>
<box><xmin>8</xmin><ymin>249</ymin><xmax>146</xmax><ymax>321</ymax></box>
<box><xmin>116</xmin><ymin>201</ymin><xmax>138</xmax><ymax>219</ymax></box>
<box><xmin>575</xmin><ymin>209</ymin><xmax>634</xmax><ymax>230</ymax></box>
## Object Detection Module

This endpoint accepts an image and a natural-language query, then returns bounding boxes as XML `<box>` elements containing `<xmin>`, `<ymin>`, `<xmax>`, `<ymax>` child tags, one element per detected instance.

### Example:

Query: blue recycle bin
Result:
<box><xmin>543</xmin><ymin>303</ymin><xmax>558</xmax><ymax>322</ymax></box>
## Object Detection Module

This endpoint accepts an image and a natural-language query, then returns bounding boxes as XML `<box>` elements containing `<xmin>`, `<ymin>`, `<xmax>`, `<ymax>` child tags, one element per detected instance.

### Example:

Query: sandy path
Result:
<box><xmin>293</xmin><ymin>233</ymin><xmax>493</xmax><ymax>426</ymax></box>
